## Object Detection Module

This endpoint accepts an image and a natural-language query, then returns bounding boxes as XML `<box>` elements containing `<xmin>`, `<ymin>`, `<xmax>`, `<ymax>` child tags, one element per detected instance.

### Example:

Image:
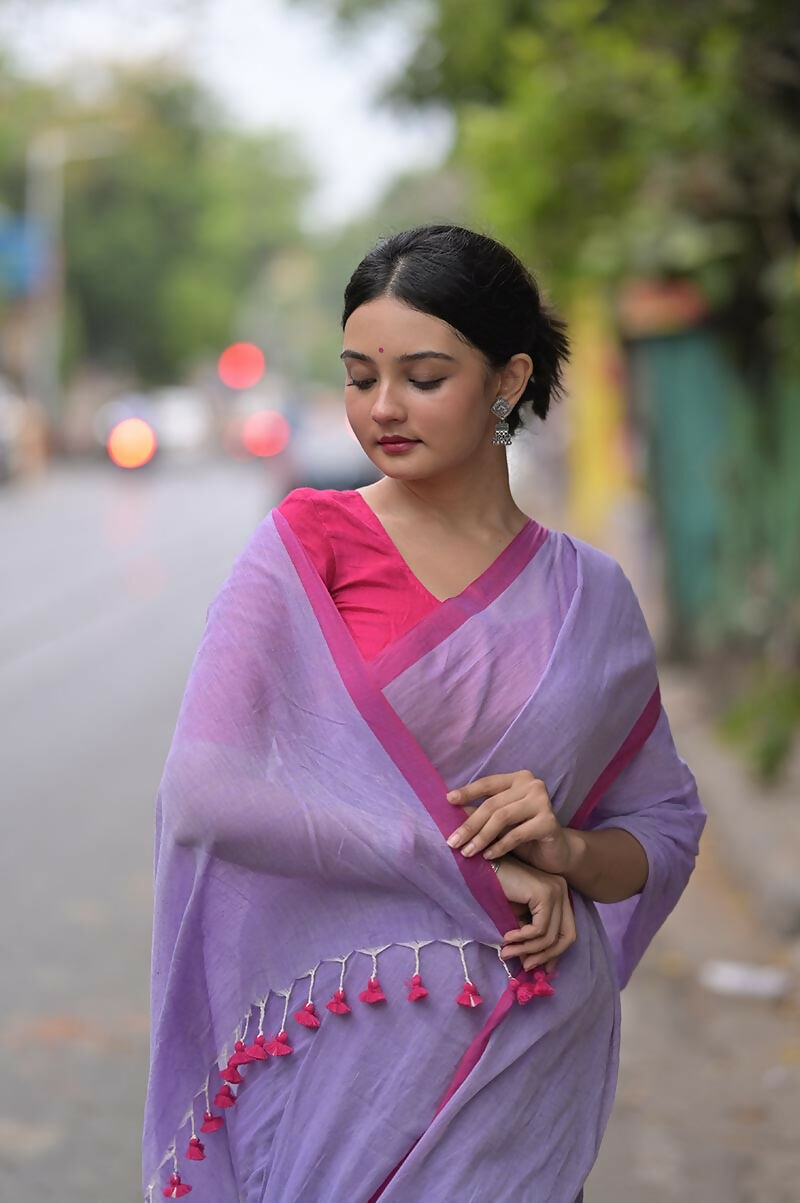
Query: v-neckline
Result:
<box><xmin>348</xmin><ymin>489</ymin><xmax>538</xmax><ymax>607</ymax></box>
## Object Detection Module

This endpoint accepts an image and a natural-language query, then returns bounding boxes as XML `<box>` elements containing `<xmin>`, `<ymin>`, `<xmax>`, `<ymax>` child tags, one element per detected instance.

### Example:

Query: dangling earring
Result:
<box><xmin>491</xmin><ymin>396</ymin><xmax>512</xmax><ymax>445</ymax></box>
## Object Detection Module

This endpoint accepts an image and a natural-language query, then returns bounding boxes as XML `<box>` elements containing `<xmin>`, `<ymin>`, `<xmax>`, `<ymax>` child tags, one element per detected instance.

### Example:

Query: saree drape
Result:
<box><xmin>142</xmin><ymin>507</ymin><xmax>706</xmax><ymax>1202</ymax></box>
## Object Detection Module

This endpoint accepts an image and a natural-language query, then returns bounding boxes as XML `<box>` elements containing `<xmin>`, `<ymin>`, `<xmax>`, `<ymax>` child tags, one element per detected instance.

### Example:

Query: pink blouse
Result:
<box><xmin>276</xmin><ymin>487</ymin><xmax>445</xmax><ymax>662</ymax></box>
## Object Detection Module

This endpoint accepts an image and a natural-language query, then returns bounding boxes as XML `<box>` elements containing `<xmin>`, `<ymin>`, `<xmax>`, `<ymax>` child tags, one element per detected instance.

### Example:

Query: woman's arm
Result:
<box><xmin>448</xmin><ymin>774</ymin><xmax>649</xmax><ymax>903</ymax></box>
<box><xmin>514</xmin><ymin>826</ymin><xmax>649</xmax><ymax>903</ymax></box>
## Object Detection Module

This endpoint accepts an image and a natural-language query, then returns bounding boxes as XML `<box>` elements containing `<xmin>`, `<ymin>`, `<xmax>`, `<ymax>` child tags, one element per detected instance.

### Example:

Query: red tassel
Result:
<box><xmin>162</xmin><ymin>1173</ymin><xmax>192</xmax><ymax>1197</ymax></box>
<box><xmin>293</xmin><ymin>1001</ymin><xmax>321</xmax><ymax>1028</ymax></box>
<box><xmin>219</xmin><ymin>1060</ymin><xmax>244</xmax><ymax>1084</ymax></box>
<box><xmin>326</xmin><ymin>988</ymin><xmax>352</xmax><ymax>1014</ymax></box>
<box><xmin>407</xmin><ymin>973</ymin><xmax>429</xmax><ymax>1001</ymax></box>
<box><xmin>213</xmin><ymin>1083</ymin><xmax>236</xmax><ymax>1108</ymax></box>
<box><xmin>229</xmin><ymin>1039</ymin><xmax>254</xmax><ymax>1066</ymax></box>
<box><xmin>359</xmin><ymin>975</ymin><xmax>387</xmax><ymax>1004</ymax></box>
<box><xmin>532</xmin><ymin>969</ymin><xmax>556</xmax><ymax>997</ymax></box>
<box><xmin>265</xmin><ymin>1029</ymin><xmax>294</xmax><ymax>1056</ymax></box>
<box><xmin>508</xmin><ymin>970</ymin><xmax>555</xmax><ymax>1005</ymax></box>
<box><xmin>200</xmin><ymin>1110</ymin><xmax>224</xmax><ymax>1133</ymax></box>
<box><xmin>185</xmin><ymin>1136</ymin><xmax>206</xmax><ymax>1161</ymax></box>
<box><xmin>456</xmin><ymin>980</ymin><xmax>483</xmax><ymax>1007</ymax></box>
<box><xmin>513</xmin><ymin>980</ymin><xmax>538</xmax><ymax>1005</ymax></box>
<box><xmin>244</xmin><ymin>1032</ymin><xmax>268</xmax><ymax>1060</ymax></box>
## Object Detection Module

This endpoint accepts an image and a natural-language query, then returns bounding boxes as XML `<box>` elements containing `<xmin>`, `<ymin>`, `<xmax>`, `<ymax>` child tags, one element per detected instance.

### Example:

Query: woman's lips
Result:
<box><xmin>377</xmin><ymin>438</ymin><xmax>421</xmax><ymax>454</ymax></box>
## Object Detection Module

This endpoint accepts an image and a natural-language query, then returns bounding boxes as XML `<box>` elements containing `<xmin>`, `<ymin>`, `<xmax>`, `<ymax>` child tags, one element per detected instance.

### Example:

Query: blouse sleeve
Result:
<box><xmin>276</xmin><ymin>487</ymin><xmax>336</xmax><ymax>587</ymax></box>
<box><xmin>583</xmin><ymin>702</ymin><xmax>707</xmax><ymax>989</ymax></box>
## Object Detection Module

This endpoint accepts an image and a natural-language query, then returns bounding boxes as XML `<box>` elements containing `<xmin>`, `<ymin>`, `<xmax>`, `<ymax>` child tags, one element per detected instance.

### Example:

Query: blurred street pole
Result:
<box><xmin>24</xmin><ymin>127</ymin><xmax>119</xmax><ymax>425</ymax></box>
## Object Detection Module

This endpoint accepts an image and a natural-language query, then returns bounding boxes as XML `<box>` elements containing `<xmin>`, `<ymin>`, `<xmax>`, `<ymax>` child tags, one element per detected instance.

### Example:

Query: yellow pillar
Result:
<box><xmin>565</xmin><ymin>290</ymin><xmax>634</xmax><ymax>543</ymax></box>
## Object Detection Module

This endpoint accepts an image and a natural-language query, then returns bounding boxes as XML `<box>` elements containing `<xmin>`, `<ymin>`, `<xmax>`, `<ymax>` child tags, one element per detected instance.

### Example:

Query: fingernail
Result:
<box><xmin>446</xmin><ymin>790</ymin><xmax>458</xmax><ymax>801</ymax></box>
<box><xmin>446</xmin><ymin>833</ymin><xmax>461</xmax><ymax>847</ymax></box>
<box><xmin>461</xmin><ymin>842</ymin><xmax>476</xmax><ymax>856</ymax></box>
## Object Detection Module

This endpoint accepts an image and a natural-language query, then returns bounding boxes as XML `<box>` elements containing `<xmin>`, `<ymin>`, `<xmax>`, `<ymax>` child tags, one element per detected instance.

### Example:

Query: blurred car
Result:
<box><xmin>0</xmin><ymin>375</ymin><xmax>48</xmax><ymax>482</ymax></box>
<box><xmin>92</xmin><ymin>392</ymin><xmax>156</xmax><ymax>466</ymax></box>
<box><xmin>0</xmin><ymin>376</ymin><xmax>24</xmax><ymax>482</ymax></box>
<box><xmin>281</xmin><ymin>395</ymin><xmax>381</xmax><ymax>494</ymax></box>
<box><xmin>147</xmin><ymin>387</ymin><xmax>214</xmax><ymax>461</ymax></box>
<box><xmin>92</xmin><ymin>387</ymin><xmax>215</xmax><ymax>468</ymax></box>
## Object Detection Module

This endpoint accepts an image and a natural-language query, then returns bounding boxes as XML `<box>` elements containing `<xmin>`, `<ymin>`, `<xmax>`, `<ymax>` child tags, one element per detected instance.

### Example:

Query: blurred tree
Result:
<box><xmin>236</xmin><ymin>160</ymin><xmax>471</xmax><ymax>389</ymax></box>
<box><xmin>300</xmin><ymin>0</ymin><xmax>799</xmax><ymax>379</ymax></box>
<box><xmin>0</xmin><ymin>54</ymin><xmax>312</xmax><ymax>383</ymax></box>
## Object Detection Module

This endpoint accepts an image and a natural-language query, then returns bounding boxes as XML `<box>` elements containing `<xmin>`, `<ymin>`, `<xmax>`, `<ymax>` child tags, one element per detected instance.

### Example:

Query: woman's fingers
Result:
<box><xmin>501</xmin><ymin>891</ymin><xmax>561</xmax><ymax>957</ymax></box>
<box><xmin>501</xmin><ymin>877</ymin><xmax>565</xmax><ymax>942</ymax></box>
<box><xmin>446</xmin><ymin>788</ymin><xmax>526</xmax><ymax>851</ymax></box>
<box><xmin>523</xmin><ymin>928</ymin><xmax>575</xmax><ymax>970</ymax></box>
<box><xmin>501</xmin><ymin>895</ymin><xmax>562</xmax><ymax>958</ymax></box>
<box><xmin>521</xmin><ymin>890</ymin><xmax>577</xmax><ymax>970</ymax></box>
<box><xmin>501</xmin><ymin>877</ymin><xmax>577</xmax><ymax>970</ymax></box>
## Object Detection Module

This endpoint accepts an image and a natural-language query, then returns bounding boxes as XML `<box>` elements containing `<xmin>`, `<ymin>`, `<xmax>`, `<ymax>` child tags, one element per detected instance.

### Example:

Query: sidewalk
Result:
<box><xmin>595</xmin><ymin>492</ymin><xmax>800</xmax><ymax>940</ymax></box>
<box><xmin>660</xmin><ymin>666</ymin><xmax>800</xmax><ymax>938</ymax></box>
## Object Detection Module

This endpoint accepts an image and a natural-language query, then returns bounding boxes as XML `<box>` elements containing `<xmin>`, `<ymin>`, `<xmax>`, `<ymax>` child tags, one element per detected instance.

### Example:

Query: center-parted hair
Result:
<box><xmin>342</xmin><ymin>224</ymin><xmax>570</xmax><ymax>435</ymax></box>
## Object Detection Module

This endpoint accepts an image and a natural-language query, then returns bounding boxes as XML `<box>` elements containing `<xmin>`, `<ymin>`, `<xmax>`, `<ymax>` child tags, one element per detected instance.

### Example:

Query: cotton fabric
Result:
<box><xmin>142</xmin><ymin>497</ymin><xmax>705</xmax><ymax>1202</ymax></box>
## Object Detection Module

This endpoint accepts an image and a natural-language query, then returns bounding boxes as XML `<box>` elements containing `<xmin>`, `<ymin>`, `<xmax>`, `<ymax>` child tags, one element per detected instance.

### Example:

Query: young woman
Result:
<box><xmin>143</xmin><ymin>225</ymin><xmax>706</xmax><ymax>1202</ymax></box>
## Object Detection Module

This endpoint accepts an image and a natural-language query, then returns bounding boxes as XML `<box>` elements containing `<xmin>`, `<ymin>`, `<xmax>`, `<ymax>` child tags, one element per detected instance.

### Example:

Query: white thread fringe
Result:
<box><xmin>145</xmin><ymin>935</ymin><xmax>512</xmax><ymax>1198</ymax></box>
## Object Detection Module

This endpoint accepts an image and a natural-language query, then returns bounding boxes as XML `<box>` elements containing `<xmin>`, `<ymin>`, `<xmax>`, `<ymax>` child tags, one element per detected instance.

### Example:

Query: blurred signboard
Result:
<box><xmin>0</xmin><ymin>215</ymin><xmax>49</xmax><ymax>298</ymax></box>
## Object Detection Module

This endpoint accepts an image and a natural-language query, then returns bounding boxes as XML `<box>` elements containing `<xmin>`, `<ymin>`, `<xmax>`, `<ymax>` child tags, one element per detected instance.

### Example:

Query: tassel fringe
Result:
<box><xmin>145</xmin><ymin>936</ymin><xmax>555</xmax><ymax>1198</ymax></box>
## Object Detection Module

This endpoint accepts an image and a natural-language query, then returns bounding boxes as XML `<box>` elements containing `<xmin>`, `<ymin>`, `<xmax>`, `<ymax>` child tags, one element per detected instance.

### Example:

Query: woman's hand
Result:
<box><xmin>446</xmin><ymin>770</ymin><xmax>573</xmax><ymax>877</ymax></box>
<box><xmin>493</xmin><ymin>856</ymin><xmax>576</xmax><ymax>973</ymax></box>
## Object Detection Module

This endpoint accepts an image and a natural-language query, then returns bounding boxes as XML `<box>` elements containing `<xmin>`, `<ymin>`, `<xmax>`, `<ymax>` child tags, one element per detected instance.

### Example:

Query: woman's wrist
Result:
<box><xmin>560</xmin><ymin>826</ymin><xmax>649</xmax><ymax>902</ymax></box>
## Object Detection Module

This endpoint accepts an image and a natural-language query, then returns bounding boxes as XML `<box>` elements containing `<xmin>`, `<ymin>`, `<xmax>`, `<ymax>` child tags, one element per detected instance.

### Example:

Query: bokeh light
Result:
<box><xmin>217</xmin><ymin>342</ymin><xmax>265</xmax><ymax>390</ymax></box>
<box><xmin>241</xmin><ymin>409</ymin><xmax>290</xmax><ymax>457</ymax></box>
<box><xmin>107</xmin><ymin>418</ymin><xmax>157</xmax><ymax>469</ymax></box>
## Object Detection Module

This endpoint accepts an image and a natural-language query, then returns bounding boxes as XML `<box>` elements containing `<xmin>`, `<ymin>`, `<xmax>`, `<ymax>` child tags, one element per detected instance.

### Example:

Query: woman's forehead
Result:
<box><xmin>343</xmin><ymin>302</ymin><xmax>467</xmax><ymax>360</ymax></box>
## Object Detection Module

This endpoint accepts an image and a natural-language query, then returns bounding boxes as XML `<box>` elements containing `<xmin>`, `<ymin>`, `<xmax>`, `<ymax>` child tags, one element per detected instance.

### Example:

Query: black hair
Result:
<box><xmin>341</xmin><ymin>224</ymin><xmax>570</xmax><ymax>436</ymax></box>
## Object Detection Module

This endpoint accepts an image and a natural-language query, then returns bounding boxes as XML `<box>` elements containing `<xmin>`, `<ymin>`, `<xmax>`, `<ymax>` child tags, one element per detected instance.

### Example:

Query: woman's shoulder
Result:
<box><xmin>555</xmin><ymin>528</ymin><xmax>630</xmax><ymax>586</ymax></box>
<box><xmin>275</xmin><ymin>488</ymin><xmax>354</xmax><ymax>582</ymax></box>
<box><xmin>277</xmin><ymin>486</ymin><xmax>357</xmax><ymax>520</ymax></box>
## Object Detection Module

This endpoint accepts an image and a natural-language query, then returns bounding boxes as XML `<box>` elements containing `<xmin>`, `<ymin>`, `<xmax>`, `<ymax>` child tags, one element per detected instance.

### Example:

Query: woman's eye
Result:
<box><xmin>345</xmin><ymin>377</ymin><xmax>445</xmax><ymax>392</ymax></box>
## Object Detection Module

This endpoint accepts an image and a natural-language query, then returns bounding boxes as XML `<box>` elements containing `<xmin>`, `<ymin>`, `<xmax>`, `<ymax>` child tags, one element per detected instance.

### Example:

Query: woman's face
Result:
<box><xmin>341</xmin><ymin>295</ymin><xmax>511</xmax><ymax>479</ymax></box>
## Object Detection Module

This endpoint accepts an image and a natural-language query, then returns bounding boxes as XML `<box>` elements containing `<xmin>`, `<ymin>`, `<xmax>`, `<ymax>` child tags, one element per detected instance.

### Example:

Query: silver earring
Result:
<box><xmin>491</xmin><ymin>396</ymin><xmax>512</xmax><ymax>445</ymax></box>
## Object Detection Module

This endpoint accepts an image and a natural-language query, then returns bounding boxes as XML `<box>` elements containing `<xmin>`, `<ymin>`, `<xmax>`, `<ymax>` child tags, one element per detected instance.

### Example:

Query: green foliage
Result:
<box><xmin>305</xmin><ymin>0</ymin><xmax>800</xmax><ymax>330</ymax></box>
<box><xmin>0</xmin><ymin>58</ymin><xmax>312</xmax><ymax>383</ymax></box>
<box><xmin>719</xmin><ymin>667</ymin><xmax>800</xmax><ymax>783</ymax></box>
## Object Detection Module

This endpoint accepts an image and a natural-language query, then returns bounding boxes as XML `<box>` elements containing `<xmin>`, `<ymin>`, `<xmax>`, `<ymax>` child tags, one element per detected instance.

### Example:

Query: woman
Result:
<box><xmin>143</xmin><ymin>224</ymin><xmax>706</xmax><ymax>1202</ymax></box>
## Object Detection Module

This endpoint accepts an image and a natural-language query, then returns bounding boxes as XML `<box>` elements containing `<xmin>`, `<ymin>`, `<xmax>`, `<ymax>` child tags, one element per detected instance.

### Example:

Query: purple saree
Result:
<box><xmin>142</xmin><ymin>507</ymin><xmax>706</xmax><ymax>1202</ymax></box>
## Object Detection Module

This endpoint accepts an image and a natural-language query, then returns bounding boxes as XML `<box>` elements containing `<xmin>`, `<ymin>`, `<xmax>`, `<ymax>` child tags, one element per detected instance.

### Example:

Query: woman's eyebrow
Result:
<box><xmin>340</xmin><ymin>350</ymin><xmax>457</xmax><ymax>364</ymax></box>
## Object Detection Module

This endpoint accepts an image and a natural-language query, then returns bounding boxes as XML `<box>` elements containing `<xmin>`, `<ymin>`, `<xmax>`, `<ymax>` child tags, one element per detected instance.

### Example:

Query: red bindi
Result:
<box><xmin>378</xmin><ymin>346</ymin><xmax>384</xmax><ymax>353</ymax></box>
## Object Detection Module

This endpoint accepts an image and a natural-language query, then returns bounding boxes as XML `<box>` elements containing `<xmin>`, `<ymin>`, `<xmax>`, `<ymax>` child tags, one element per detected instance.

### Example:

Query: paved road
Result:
<box><xmin>0</xmin><ymin>461</ymin><xmax>797</xmax><ymax>1201</ymax></box>
<box><xmin>0</xmin><ymin>459</ymin><xmax>271</xmax><ymax>1200</ymax></box>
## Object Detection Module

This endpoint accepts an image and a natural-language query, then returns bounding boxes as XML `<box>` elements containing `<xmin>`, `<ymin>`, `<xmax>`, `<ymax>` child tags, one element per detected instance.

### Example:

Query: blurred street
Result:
<box><xmin>0</xmin><ymin>461</ymin><xmax>271</xmax><ymax>1200</ymax></box>
<box><xmin>1</xmin><ymin>464</ymin><xmax>798</xmax><ymax>1202</ymax></box>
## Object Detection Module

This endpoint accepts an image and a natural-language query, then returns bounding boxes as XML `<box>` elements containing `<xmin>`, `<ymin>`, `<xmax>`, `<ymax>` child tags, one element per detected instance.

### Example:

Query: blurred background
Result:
<box><xmin>0</xmin><ymin>1</ymin><xmax>798</xmax><ymax>1200</ymax></box>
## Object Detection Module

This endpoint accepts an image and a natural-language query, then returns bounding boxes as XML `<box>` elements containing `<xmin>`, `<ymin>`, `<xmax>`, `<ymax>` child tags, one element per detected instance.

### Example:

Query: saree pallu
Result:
<box><xmin>142</xmin><ymin>509</ymin><xmax>706</xmax><ymax>1202</ymax></box>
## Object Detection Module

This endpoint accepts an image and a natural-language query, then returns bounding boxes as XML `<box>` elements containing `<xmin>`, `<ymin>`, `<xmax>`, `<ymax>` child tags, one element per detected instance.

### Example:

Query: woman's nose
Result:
<box><xmin>370</xmin><ymin>384</ymin><xmax>406</xmax><ymax>421</ymax></box>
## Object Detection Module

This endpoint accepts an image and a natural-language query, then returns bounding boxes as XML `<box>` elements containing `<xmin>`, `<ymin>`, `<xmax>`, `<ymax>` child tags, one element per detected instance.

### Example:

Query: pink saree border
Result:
<box><xmin>273</xmin><ymin>508</ymin><xmax>520</xmax><ymax>936</ymax></box>
<box><xmin>568</xmin><ymin>685</ymin><xmax>662</xmax><ymax>831</ymax></box>
<box><xmin>367</xmin><ymin>518</ymin><xmax>550</xmax><ymax>689</ymax></box>
<box><xmin>366</xmin><ymin>685</ymin><xmax>663</xmax><ymax>1201</ymax></box>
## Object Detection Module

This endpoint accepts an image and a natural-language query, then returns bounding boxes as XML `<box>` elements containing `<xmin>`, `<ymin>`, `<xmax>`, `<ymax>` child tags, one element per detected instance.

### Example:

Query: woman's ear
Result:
<box><xmin>500</xmin><ymin>353</ymin><xmax>534</xmax><ymax>405</ymax></box>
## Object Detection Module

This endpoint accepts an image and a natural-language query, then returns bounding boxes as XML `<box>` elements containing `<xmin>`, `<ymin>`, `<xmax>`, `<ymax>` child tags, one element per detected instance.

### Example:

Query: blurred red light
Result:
<box><xmin>107</xmin><ymin>418</ymin><xmax>157</xmax><ymax>468</ymax></box>
<box><xmin>241</xmin><ymin>410</ymin><xmax>290</xmax><ymax>457</ymax></box>
<box><xmin>218</xmin><ymin>342</ymin><xmax>265</xmax><ymax>389</ymax></box>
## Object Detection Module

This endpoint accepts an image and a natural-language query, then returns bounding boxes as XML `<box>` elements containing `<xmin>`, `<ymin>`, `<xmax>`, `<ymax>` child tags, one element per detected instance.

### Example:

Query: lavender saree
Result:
<box><xmin>143</xmin><ymin>507</ymin><xmax>706</xmax><ymax>1202</ymax></box>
